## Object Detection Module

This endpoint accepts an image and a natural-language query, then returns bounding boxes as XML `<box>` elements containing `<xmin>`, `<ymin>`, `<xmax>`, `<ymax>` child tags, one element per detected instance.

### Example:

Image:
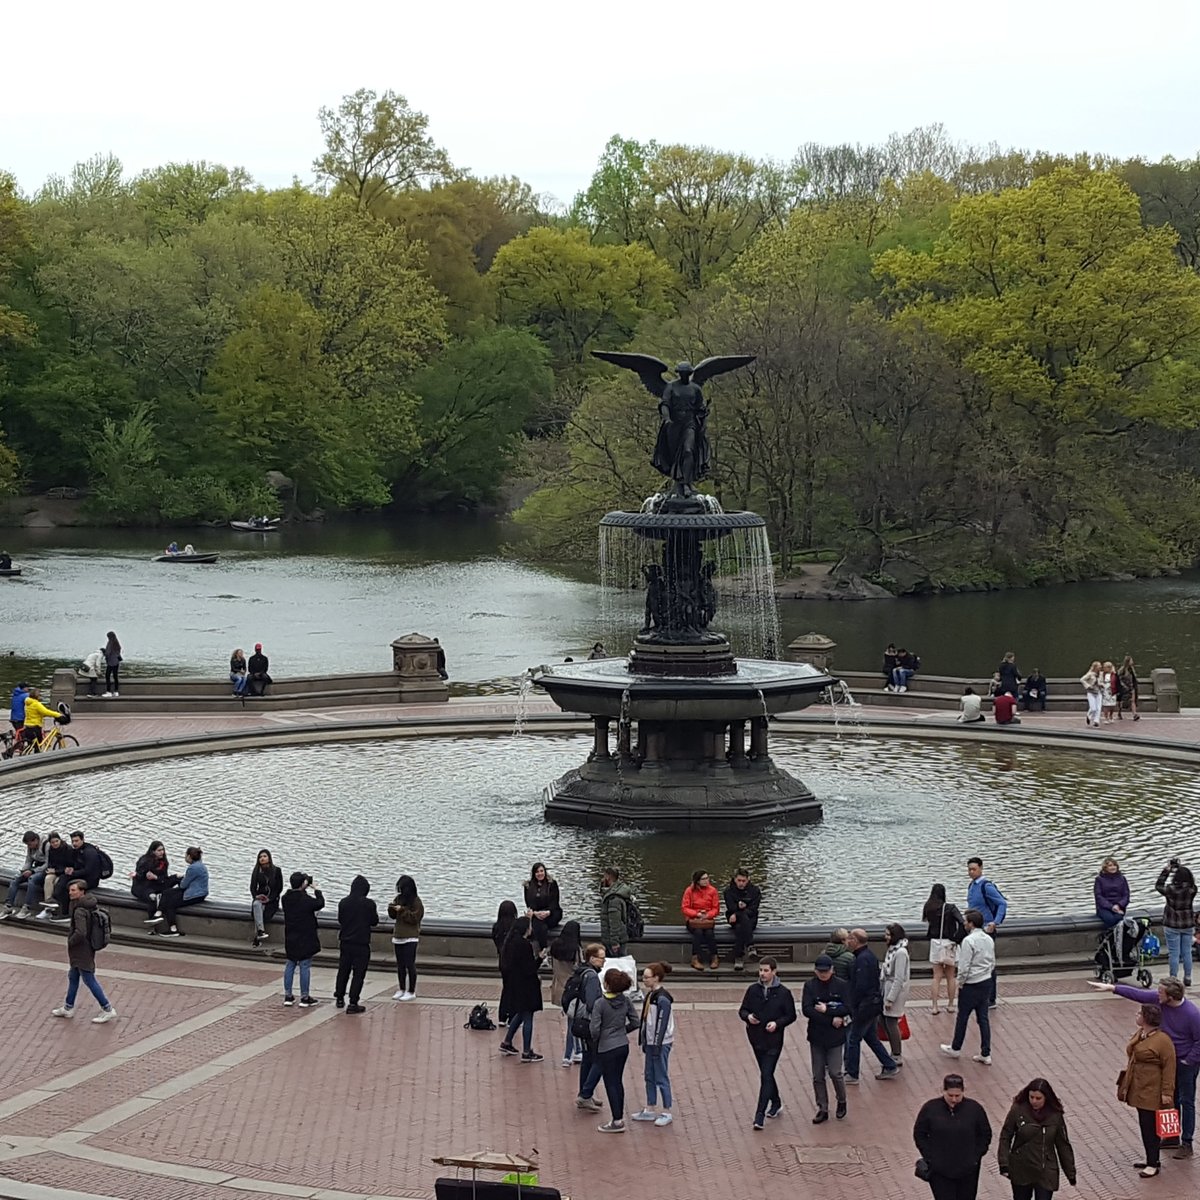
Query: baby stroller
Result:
<box><xmin>1094</xmin><ymin>916</ymin><xmax>1155</xmax><ymax>986</ymax></box>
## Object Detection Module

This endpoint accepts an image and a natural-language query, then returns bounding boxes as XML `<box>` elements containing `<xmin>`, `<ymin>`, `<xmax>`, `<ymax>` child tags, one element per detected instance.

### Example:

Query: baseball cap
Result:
<box><xmin>254</xmin><ymin>643</ymin><xmax>262</xmax><ymax>651</ymax></box>
<box><xmin>814</xmin><ymin>954</ymin><xmax>834</xmax><ymax>970</ymax></box>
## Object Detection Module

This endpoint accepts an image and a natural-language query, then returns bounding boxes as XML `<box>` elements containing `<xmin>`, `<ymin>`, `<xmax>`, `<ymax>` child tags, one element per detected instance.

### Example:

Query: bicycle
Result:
<box><xmin>16</xmin><ymin>717</ymin><xmax>78</xmax><ymax>755</ymax></box>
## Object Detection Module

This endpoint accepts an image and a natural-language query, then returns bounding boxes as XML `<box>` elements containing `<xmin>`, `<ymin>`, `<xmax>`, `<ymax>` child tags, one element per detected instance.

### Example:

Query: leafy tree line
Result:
<box><xmin>3</xmin><ymin>97</ymin><xmax>1200</xmax><ymax>592</ymax></box>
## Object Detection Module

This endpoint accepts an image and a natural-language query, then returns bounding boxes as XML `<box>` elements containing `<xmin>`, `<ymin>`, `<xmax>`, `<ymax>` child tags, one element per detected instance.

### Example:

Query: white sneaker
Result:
<box><xmin>971</xmin><ymin>1054</ymin><xmax>992</xmax><ymax>1066</ymax></box>
<box><xmin>399</xmin><ymin>991</ymin><xmax>415</xmax><ymax>1001</ymax></box>
<box><xmin>92</xmin><ymin>1007</ymin><xmax>117</xmax><ymax>1024</ymax></box>
<box><xmin>939</xmin><ymin>1044</ymin><xmax>961</xmax><ymax>1057</ymax></box>
<box><xmin>51</xmin><ymin>1006</ymin><xmax>74</xmax><ymax>1018</ymax></box>
<box><xmin>0</xmin><ymin>906</ymin><xmax>13</xmax><ymax>920</ymax></box>
<box><xmin>654</xmin><ymin>1112</ymin><xmax>674</xmax><ymax>1126</ymax></box>
<box><xmin>631</xmin><ymin>1109</ymin><xmax>658</xmax><ymax>1121</ymax></box>
<box><xmin>34</xmin><ymin>909</ymin><xmax>51</xmax><ymax>920</ymax></box>
<box><xmin>15</xmin><ymin>906</ymin><xmax>31</xmax><ymax>919</ymax></box>
<box><xmin>392</xmin><ymin>989</ymin><xmax>407</xmax><ymax>1000</ymax></box>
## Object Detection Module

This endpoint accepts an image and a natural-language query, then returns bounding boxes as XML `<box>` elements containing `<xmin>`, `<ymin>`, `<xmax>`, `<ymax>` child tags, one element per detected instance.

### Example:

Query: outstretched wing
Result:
<box><xmin>691</xmin><ymin>354</ymin><xmax>756</xmax><ymax>386</ymax></box>
<box><xmin>591</xmin><ymin>351</ymin><xmax>670</xmax><ymax>399</ymax></box>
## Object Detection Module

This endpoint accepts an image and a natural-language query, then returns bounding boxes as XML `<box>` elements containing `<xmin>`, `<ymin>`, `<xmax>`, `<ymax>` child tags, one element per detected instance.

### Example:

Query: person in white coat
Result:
<box><xmin>80</xmin><ymin>648</ymin><xmax>105</xmax><ymax>697</ymax></box>
<box><xmin>1080</xmin><ymin>661</ymin><xmax>1104</xmax><ymax>728</ymax></box>
<box><xmin>880</xmin><ymin>922</ymin><xmax>911</xmax><ymax>1062</ymax></box>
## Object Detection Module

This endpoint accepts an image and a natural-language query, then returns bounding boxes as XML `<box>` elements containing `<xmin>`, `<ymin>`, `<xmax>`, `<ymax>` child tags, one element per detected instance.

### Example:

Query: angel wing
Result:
<box><xmin>691</xmin><ymin>355</ymin><xmax>756</xmax><ymax>387</ymax></box>
<box><xmin>591</xmin><ymin>351</ymin><xmax>670</xmax><ymax>399</ymax></box>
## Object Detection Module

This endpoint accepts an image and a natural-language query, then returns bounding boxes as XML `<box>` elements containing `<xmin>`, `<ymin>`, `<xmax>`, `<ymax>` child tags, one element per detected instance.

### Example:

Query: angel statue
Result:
<box><xmin>592</xmin><ymin>352</ymin><xmax>755</xmax><ymax>498</ymax></box>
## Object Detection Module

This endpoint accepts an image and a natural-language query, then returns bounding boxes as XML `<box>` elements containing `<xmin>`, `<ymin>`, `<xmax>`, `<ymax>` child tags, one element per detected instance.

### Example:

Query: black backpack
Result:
<box><xmin>96</xmin><ymin>849</ymin><xmax>114</xmax><ymax>880</ymax></box>
<box><xmin>560</xmin><ymin>963</ymin><xmax>587</xmax><ymax>1015</ymax></box>
<box><xmin>88</xmin><ymin>906</ymin><xmax>111</xmax><ymax>951</ymax></box>
<box><xmin>464</xmin><ymin>1003</ymin><xmax>496</xmax><ymax>1032</ymax></box>
<box><xmin>625</xmin><ymin>897</ymin><xmax>645</xmax><ymax>941</ymax></box>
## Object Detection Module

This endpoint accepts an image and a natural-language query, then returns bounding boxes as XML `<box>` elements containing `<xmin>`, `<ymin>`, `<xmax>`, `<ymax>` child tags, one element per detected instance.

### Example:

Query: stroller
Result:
<box><xmin>1094</xmin><ymin>916</ymin><xmax>1155</xmax><ymax>986</ymax></box>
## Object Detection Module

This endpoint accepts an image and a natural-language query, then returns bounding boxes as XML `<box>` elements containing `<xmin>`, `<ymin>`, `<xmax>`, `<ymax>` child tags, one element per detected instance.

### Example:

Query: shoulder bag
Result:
<box><xmin>930</xmin><ymin>905</ymin><xmax>957</xmax><ymax>966</ymax></box>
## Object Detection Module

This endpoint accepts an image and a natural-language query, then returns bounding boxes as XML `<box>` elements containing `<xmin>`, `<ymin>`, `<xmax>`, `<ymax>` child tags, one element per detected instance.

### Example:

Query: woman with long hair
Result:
<box><xmin>922</xmin><ymin>883</ymin><xmax>965</xmax><ymax>1015</ymax></box>
<box><xmin>880</xmin><ymin>923</ymin><xmax>911</xmax><ymax>1062</ymax></box>
<box><xmin>491</xmin><ymin>900</ymin><xmax>518</xmax><ymax>965</ymax></box>
<box><xmin>549</xmin><ymin>920</ymin><xmax>583</xmax><ymax>1067</ymax></box>
<box><xmin>388</xmin><ymin>875</ymin><xmax>423</xmax><ymax>1001</ymax></box>
<box><xmin>103</xmin><ymin>631</ymin><xmax>122</xmax><ymax>698</ymax></box>
<box><xmin>131</xmin><ymin>841</ymin><xmax>171</xmax><ymax>918</ymax></box>
<box><xmin>1080</xmin><ymin>660</ymin><xmax>1103</xmax><ymax>728</ymax></box>
<box><xmin>998</xmin><ymin>1077</ymin><xmax>1077</xmax><ymax>1199</ymax></box>
<box><xmin>1117</xmin><ymin>1004</ymin><xmax>1176</xmax><ymax>1178</ymax></box>
<box><xmin>498</xmin><ymin>915</ymin><xmax>543</xmax><ymax>1062</ymax></box>
<box><xmin>632</xmin><ymin>961</ymin><xmax>675</xmax><ymax>1126</ymax></box>
<box><xmin>1156</xmin><ymin>859</ymin><xmax>1197</xmax><ymax>986</ymax></box>
<box><xmin>1101</xmin><ymin>660</ymin><xmax>1119</xmax><ymax>723</ymax></box>
<box><xmin>524</xmin><ymin>862</ymin><xmax>562</xmax><ymax>951</ymax></box>
<box><xmin>1094</xmin><ymin>857</ymin><xmax>1129</xmax><ymax>930</ymax></box>
<box><xmin>1119</xmin><ymin>655</ymin><xmax>1140</xmax><ymax>720</ymax></box>
<box><xmin>229</xmin><ymin>648</ymin><xmax>248</xmax><ymax>696</ymax></box>
<box><xmin>681</xmin><ymin>869</ymin><xmax>721</xmax><ymax>971</ymax></box>
<box><xmin>249</xmin><ymin>848</ymin><xmax>283</xmax><ymax>946</ymax></box>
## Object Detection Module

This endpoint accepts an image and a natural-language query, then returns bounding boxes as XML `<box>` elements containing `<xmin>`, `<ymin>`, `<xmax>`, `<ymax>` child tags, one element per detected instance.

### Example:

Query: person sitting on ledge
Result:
<box><xmin>1023</xmin><ymin>668</ymin><xmax>1048</xmax><ymax>712</ymax></box>
<box><xmin>888</xmin><ymin>648</ymin><xmax>920</xmax><ymax>692</ymax></box>
<box><xmin>229</xmin><ymin>647</ymin><xmax>248</xmax><ymax>697</ymax></box>
<box><xmin>682</xmin><ymin>869</ymin><xmax>721</xmax><ymax>971</ymax></box>
<box><xmin>130</xmin><ymin>840</ymin><xmax>173</xmax><ymax>920</ymax></box>
<box><xmin>150</xmin><ymin>846</ymin><xmax>208</xmax><ymax>937</ymax></box>
<box><xmin>588</xmin><ymin>642</ymin><xmax>607</xmax><ymax>660</ymax></box>
<box><xmin>882</xmin><ymin>643</ymin><xmax>898</xmax><ymax>686</ymax></box>
<box><xmin>250</xmin><ymin>848</ymin><xmax>283</xmax><ymax>946</ymax></box>
<box><xmin>247</xmin><ymin>643</ymin><xmax>271</xmax><ymax>697</ymax></box>
<box><xmin>993</xmin><ymin>690</ymin><xmax>1021</xmax><ymax>727</ymax></box>
<box><xmin>957</xmin><ymin>687</ymin><xmax>985</xmax><ymax>724</ymax></box>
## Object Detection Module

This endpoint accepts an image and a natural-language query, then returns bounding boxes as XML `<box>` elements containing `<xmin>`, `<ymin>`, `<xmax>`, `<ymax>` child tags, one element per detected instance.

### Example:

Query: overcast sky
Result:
<box><xmin>4</xmin><ymin>0</ymin><xmax>1194</xmax><ymax>206</ymax></box>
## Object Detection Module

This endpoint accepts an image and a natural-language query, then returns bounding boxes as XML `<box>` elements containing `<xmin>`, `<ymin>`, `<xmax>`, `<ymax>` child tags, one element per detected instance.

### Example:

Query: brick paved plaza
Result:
<box><xmin>0</xmin><ymin>922</ymin><xmax>1190</xmax><ymax>1200</ymax></box>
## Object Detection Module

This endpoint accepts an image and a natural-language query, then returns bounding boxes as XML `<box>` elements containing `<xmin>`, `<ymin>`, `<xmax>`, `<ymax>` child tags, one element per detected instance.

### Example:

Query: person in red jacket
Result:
<box><xmin>682</xmin><ymin>870</ymin><xmax>721</xmax><ymax>971</ymax></box>
<box><xmin>992</xmin><ymin>691</ymin><xmax>1021</xmax><ymax>726</ymax></box>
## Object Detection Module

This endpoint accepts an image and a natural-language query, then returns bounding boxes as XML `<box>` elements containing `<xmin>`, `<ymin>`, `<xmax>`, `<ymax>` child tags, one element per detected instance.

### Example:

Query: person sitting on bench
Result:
<box><xmin>247</xmin><ymin>643</ymin><xmax>271</xmax><ymax>697</ymax></box>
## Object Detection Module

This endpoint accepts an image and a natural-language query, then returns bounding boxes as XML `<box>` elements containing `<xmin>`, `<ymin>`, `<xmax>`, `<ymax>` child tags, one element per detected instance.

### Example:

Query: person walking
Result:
<box><xmin>923</xmin><ymin>884</ymin><xmax>965</xmax><ymax>1015</ymax></box>
<box><xmin>997</xmin><ymin>1077</ymin><xmax>1077</xmax><ymax>1199</ymax></box>
<box><xmin>130</xmin><ymin>840</ymin><xmax>171</xmax><ymax>920</ymax></box>
<box><xmin>549</xmin><ymin>920</ymin><xmax>583</xmax><ymax>1067</ymax></box>
<box><xmin>498</xmin><ymin>916</ymin><xmax>544</xmax><ymax>1062</ymax></box>
<box><xmin>682</xmin><ymin>869</ymin><xmax>721</xmax><ymax>971</ymax></box>
<box><xmin>844</xmin><ymin>928</ymin><xmax>899</xmax><ymax>1083</ymax></box>
<box><xmin>739</xmin><ymin>956</ymin><xmax>798</xmax><ymax>1130</ymax></box>
<box><xmin>102</xmin><ymin>631</ymin><xmax>122</xmax><ymax>698</ymax></box>
<box><xmin>334</xmin><ymin>875</ymin><xmax>378</xmax><ymax>1013</ymax></box>
<box><xmin>572</xmin><ymin>943</ymin><xmax>607</xmax><ymax>1111</ymax></box>
<box><xmin>523</xmin><ymin>862</ymin><xmax>562</xmax><ymax>952</ymax></box>
<box><xmin>914</xmin><ymin>1073</ymin><xmax>993</xmax><ymax>1200</ymax></box>
<box><xmin>940</xmin><ymin>909</ymin><xmax>996</xmax><ymax>1066</ymax></box>
<box><xmin>631</xmin><ymin>961</ymin><xmax>675</xmax><ymax>1127</ymax></box>
<box><xmin>881</xmin><ymin>922</ymin><xmax>911</xmax><ymax>1064</ymax></box>
<box><xmin>281</xmin><ymin>872</ymin><xmax>323</xmax><ymax>1007</ymax></box>
<box><xmin>966</xmin><ymin>856</ymin><xmax>1006</xmax><ymax>1006</ymax></box>
<box><xmin>1080</xmin><ymin>661</ymin><xmax>1103</xmax><ymax>728</ymax></box>
<box><xmin>1101</xmin><ymin>660</ymin><xmax>1119</xmax><ymax>723</ymax></box>
<box><xmin>151</xmin><ymin>846</ymin><xmax>208</xmax><ymax>937</ymax></box>
<box><xmin>388</xmin><ymin>875</ymin><xmax>423</xmax><ymax>1001</ymax></box>
<box><xmin>589</xmin><ymin>967</ymin><xmax>636</xmax><ymax>1133</ymax></box>
<box><xmin>802</xmin><ymin>953</ymin><xmax>851</xmax><ymax>1123</ymax></box>
<box><xmin>250</xmin><ymin>849</ymin><xmax>283</xmax><ymax>946</ymax></box>
<box><xmin>599</xmin><ymin>866</ymin><xmax>633</xmax><ymax>956</ymax></box>
<box><xmin>1088</xmin><ymin>975</ymin><xmax>1200</xmax><ymax>1161</ymax></box>
<box><xmin>822</xmin><ymin>928</ymin><xmax>855</xmax><ymax>981</ymax></box>
<box><xmin>1094</xmin><ymin>857</ymin><xmax>1129</xmax><ymax>930</ymax></box>
<box><xmin>52</xmin><ymin>879</ymin><xmax>116</xmax><ymax>1023</ymax></box>
<box><xmin>1117</xmin><ymin>1004</ymin><xmax>1176</xmax><ymax>1178</ymax></box>
<box><xmin>724</xmin><ymin>867</ymin><xmax>761</xmax><ymax>971</ymax></box>
<box><xmin>1155</xmin><ymin>858</ymin><xmax>1197</xmax><ymax>985</ymax></box>
<box><xmin>8</xmin><ymin>681</ymin><xmax>27</xmax><ymax>740</ymax></box>
<box><xmin>1118</xmin><ymin>654</ymin><xmax>1140</xmax><ymax>720</ymax></box>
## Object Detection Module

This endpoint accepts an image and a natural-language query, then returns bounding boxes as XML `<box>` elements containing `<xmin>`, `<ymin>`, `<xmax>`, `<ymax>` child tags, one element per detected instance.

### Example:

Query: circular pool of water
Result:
<box><xmin>5</xmin><ymin>731</ymin><xmax>1198</xmax><ymax>924</ymax></box>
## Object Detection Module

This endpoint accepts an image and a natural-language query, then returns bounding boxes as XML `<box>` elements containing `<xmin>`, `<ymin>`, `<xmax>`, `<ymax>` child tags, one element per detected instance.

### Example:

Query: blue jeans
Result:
<box><xmin>644</xmin><ymin>1043</ymin><xmax>672</xmax><ymax>1107</ymax></box>
<box><xmin>563</xmin><ymin>1023</ymin><xmax>577</xmax><ymax>1061</ymax></box>
<box><xmin>505</xmin><ymin>1011</ymin><xmax>534</xmax><ymax>1053</ymax></box>
<box><xmin>283</xmin><ymin>957</ymin><xmax>312</xmax><ymax>998</ymax></box>
<box><xmin>231</xmin><ymin>673</ymin><xmax>248</xmax><ymax>695</ymax></box>
<box><xmin>1165</xmin><ymin>927</ymin><xmax>1193</xmax><ymax>982</ymax></box>
<box><xmin>845</xmin><ymin>1015</ymin><xmax>897</xmax><ymax>1077</ymax></box>
<box><xmin>951</xmin><ymin>980</ymin><xmax>991</xmax><ymax>1056</ymax></box>
<box><xmin>5</xmin><ymin>873</ymin><xmax>31</xmax><ymax>907</ymax></box>
<box><xmin>1177</xmin><ymin>1060</ymin><xmax>1199</xmax><ymax>1145</ymax></box>
<box><xmin>1097</xmin><ymin>908</ymin><xmax>1124</xmax><ymax>929</ymax></box>
<box><xmin>891</xmin><ymin>668</ymin><xmax>914</xmax><ymax>688</ymax></box>
<box><xmin>66</xmin><ymin>967</ymin><xmax>110</xmax><ymax>1010</ymax></box>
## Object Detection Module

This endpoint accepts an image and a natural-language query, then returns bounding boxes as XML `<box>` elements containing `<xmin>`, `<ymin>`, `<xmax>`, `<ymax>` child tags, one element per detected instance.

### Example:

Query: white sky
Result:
<box><xmin>3</xmin><ymin>0</ymin><xmax>1195</xmax><ymax>206</ymax></box>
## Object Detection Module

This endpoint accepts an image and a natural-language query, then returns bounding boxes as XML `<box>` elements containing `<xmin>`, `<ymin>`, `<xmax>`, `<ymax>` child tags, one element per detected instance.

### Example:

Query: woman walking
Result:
<box><xmin>1101</xmin><ymin>660</ymin><xmax>1119</xmax><ymax>723</ymax></box>
<box><xmin>549</xmin><ymin>920</ymin><xmax>583</xmax><ymax>1067</ymax></box>
<box><xmin>1119</xmin><ymin>655</ymin><xmax>1140</xmax><ymax>720</ymax></box>
<box><xmin>1094</xmin><ymin>857</ymin><xmax>1130</xmax><ymax>930</ymax></box>
<box><xmin>880</xmin><ymin>923</ymin><xmax>911</xmax><ymax>1062</ymax></box>
<box><xmin>524</xmin><ymin>862</ymin><xmax>562</xmax><ymax>951</ymax></box>
<box><xmin>388</xmin><ymin>875</ymin><xmax>423</xmax><ymax>1001</ymax></box>
<box><xmin>103</xmin><ymin>631</ymin><xmax>122</xmax><ymax>698</ymax></box>
<box><xmin>1080</xmin><ymin>661</ymin><xmax>1103</xmax><ymax>728</ymax></box>
<box><xmin>1118</xmin><ymin>1003</ymin><xmax>1176</xmax><ymax>1178</ymax></box>
<box><xmin>681</xmin><ymin>869</ymin><xmax>721</xmax><ymax>971</ymax></box>
<box><xmin>998</xmin><ymin>1077</ymin><xmax>1077</xmax><ymax>1199</ymax></box>
<box><xmin>498</xmin><ymin>916</ymin><xmax>543</xmax><ymax>1062</ymax></box>
<box><xmin>632</xmin><ymin>961</ymin><xmax>675</xmax><ymax>1126</ymax></box>
<box><xmin>1155</xmin><ymin>858</ymin><xmax>1197</xmax><ymax>985</ymax></box>
<box><xmin>589</xmin><ymin>966</ymin><xmax>637</xmax><ymax>1133</ymax></box>
<box><xmin>249</xmin><ymin>849</ymin><xmax>283</xmax><ymax>946</ymax></box>
<box><xmin>922</xmin><ymin>884</ymin><xmax>964</xmax><ymax>1015</ymax></box>
<box><xmin>131</xmin><ymin>841</ymin><xmax>172</xmax><ymax>919</ymax></box>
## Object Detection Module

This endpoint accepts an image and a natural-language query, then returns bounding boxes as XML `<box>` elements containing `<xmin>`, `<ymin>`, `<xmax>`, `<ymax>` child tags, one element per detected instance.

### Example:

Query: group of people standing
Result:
<box><xmin>1081</xmin><ymin>656</ymin><xmax>1140</xmax><ymax>726</ymax></box>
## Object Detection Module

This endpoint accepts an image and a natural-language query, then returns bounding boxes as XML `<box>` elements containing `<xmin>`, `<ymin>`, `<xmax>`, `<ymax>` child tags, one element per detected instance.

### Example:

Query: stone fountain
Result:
<box><xmin>531</xmin><ymin>351</ymin><xmax>836</xmax><ymax>831</ymax></box>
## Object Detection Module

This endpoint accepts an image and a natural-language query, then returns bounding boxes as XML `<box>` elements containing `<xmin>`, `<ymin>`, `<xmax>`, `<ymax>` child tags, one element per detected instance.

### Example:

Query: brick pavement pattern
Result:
<box><xmin>0</xmin><ymin>924</ymin><xmax>1188</xmax><ymax>1200</ymax></box>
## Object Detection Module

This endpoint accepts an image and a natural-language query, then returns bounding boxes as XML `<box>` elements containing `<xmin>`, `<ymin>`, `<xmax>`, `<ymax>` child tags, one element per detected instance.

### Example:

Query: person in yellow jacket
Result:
<box><xmin>21</xmin><ymin>689</ymin><xmax>61</xmax><ymax>752</ymax></box>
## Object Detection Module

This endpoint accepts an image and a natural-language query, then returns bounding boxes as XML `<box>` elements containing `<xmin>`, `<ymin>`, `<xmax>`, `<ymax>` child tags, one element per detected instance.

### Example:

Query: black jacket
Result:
<box><xmin>282</xmin><ymin>886</ymin><xmax>324</xmax><ymax>961</ymax></box>
<box><xmin>848</xmin><ymin>945</ymin><xmax>883</xmax><ymax>1021</ymax></box>
<box><xmin>250</xmin><ymin>864</ymin><xmax>283</xmax><ymax>905</ymax></box>
<box><xmin>248</xmin><ymin>652</ymin><xmax>269</xmax><ymax>677</ymax></box>
<box><xmin>523</xmin><ymin>878</ymin><xmax>562</xmax><ymax>928</ymax></box>
<box><xmin>499</xmin><ymin>937</ymin><xmax>544</xmax><ymax>1020</ymax></box>
<box><xmin>74</xmin><ymin>842</ymin><xmax>102</xmax><ymax>890</ymax></box>
<box><xmin>45</xmin><ymin>840</ymin><xmax>74</xmax><ymax>873</ymax></box>
<box><xmin>998</xmin><ymin>661</ymin><xmax>1021</xmax><ymax>691</ymax></box>
<box><xmin>724</xmin><ymin>880</ymin><xmax>762</xmax><ymax>923</ymax></box>
<box><xmin>738</xmin><ymin>979</ymin><xmax>797</xmax><ymax>1051</ymax></box>
<box><xmin>801</xmin><ymin>975</ymin><xmax>852</xmax><ymax>1047</ymax></box>
<box><xmin>132</xmin><ymin>852</ymin><xmax>170</xmax><ymax>895</ymax></box>
<box><xmin>914</xmin><ymin>1096</ymin><xmax>992</xmax><ymax>1179</ymax></box>
<box><xmin>337</xmin><ymin>875</ymin><xmax>379</xmax><ymax>948</ymax></box>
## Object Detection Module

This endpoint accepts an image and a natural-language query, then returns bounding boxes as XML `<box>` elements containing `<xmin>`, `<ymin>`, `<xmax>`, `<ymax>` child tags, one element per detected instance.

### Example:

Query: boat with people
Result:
<box><xmin>154</xmin><ymin>542</ymin><xmax>218</xmax><ymax>564</ymax></box>
<box><xmin>230</xmin><ymin>516</ymin><xmax>280</xmax><ymax>532</ymax></box>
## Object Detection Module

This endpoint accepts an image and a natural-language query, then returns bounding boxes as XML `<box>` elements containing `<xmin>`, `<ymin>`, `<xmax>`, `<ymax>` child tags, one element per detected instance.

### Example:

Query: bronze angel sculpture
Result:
<box><xmin>592</xmin><ymin>352</ymin><xmax>755</xmax><ymax>498</ymax></box>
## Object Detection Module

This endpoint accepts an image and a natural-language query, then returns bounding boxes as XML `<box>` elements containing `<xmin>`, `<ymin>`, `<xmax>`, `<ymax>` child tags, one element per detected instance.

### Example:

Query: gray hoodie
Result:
<box><xmin>589</xmin><ymin>991</ymin><xmax>635</xmax><ymax>1053</ymax></box>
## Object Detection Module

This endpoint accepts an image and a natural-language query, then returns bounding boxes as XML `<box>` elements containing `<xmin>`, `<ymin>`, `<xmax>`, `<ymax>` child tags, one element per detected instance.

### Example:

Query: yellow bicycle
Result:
<box><xmin>16</xmin><ymin>719</ymin><xmax>79</xmax><ymax>755</ymax></box>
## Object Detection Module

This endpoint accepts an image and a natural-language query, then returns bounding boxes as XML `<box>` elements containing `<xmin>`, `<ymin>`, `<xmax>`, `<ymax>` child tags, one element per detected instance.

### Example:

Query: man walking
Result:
<box><xmin>1090</xmin><ymin>975</ymin><xmax>1200</xmax><ymax>1159</ymax></box>
<box><xmin>599</xmin><ymin>867</ymin><xmax>632</xmax><ymax>957</ymax></box>
<box><xmin>282</xmin><ymin>872</ymin><xmax>323</xmax><ymax>1008</ymax></box>
<box><xmin>724</xmin><ymin>867</ymin><xmax>761</xmax><ymax>971</ymax></box>
<box><xmin>940</xmin><ymin>909</ymin><xmax>995</xmax><ymax>1066</ymax></box>
<box><xmin>802</xmin><ymin>953</ymin><xmax>851</xmax><ymax>1123</ymax></box>
<box><xmin>914</xmin><ymin>1074</ymin><xmax>992</xmax><ymax>1200</ymax></box>
<box><xmin>738</xmin><ymin>957</ymin><xmax>797</xmax><ymax>1130</ymax></box>
<box><xmin>334</xmin><ymin>875</ymin><xmax>377</xmax><ymax>1013</ymax></box>
<box><xmin>844</xmin><ymin>928</ymin><xmax>899</xmax><ymax>1083</ymax></box>
<box><xmin>52</xmin><ymin>880</ymin><xmax>116</xmax><ymax>1023</ymax></box>
<box><xmin>966</xmin><ymin>856</ymin><xmax>1006</xmax><ymax>1006</ymax></box>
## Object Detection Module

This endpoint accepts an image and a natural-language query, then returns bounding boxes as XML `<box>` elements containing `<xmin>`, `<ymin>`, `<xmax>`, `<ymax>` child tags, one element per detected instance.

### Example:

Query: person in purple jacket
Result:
<box><xmin>1089</xmin><ymin>975</ymin><xmax>1200</xmax><ymax>1160</ymax></box>
<box><xmin>1095</xmin><ymin>857</ymin><xmax>1131</xmax><ymax>929</ymax></box>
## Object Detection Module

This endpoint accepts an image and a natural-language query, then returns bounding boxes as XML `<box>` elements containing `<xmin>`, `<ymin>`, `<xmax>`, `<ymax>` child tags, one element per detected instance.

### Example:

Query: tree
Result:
<box><xmin>1120</xmin><ymin>155</ymin><xmax>1200</xmax><ymax>271</ymax></box>
<box><xmin>314</xmin><ymin>88</ymin><xmax>455</xmax><ymax>211</ymax></box>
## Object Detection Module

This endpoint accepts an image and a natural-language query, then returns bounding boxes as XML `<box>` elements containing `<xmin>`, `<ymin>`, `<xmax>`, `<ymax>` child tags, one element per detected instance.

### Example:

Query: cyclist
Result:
<box><xmin>20</xmin><ymin>689</ymin><xmax>63</xmax><ymax>753</ymax></box>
